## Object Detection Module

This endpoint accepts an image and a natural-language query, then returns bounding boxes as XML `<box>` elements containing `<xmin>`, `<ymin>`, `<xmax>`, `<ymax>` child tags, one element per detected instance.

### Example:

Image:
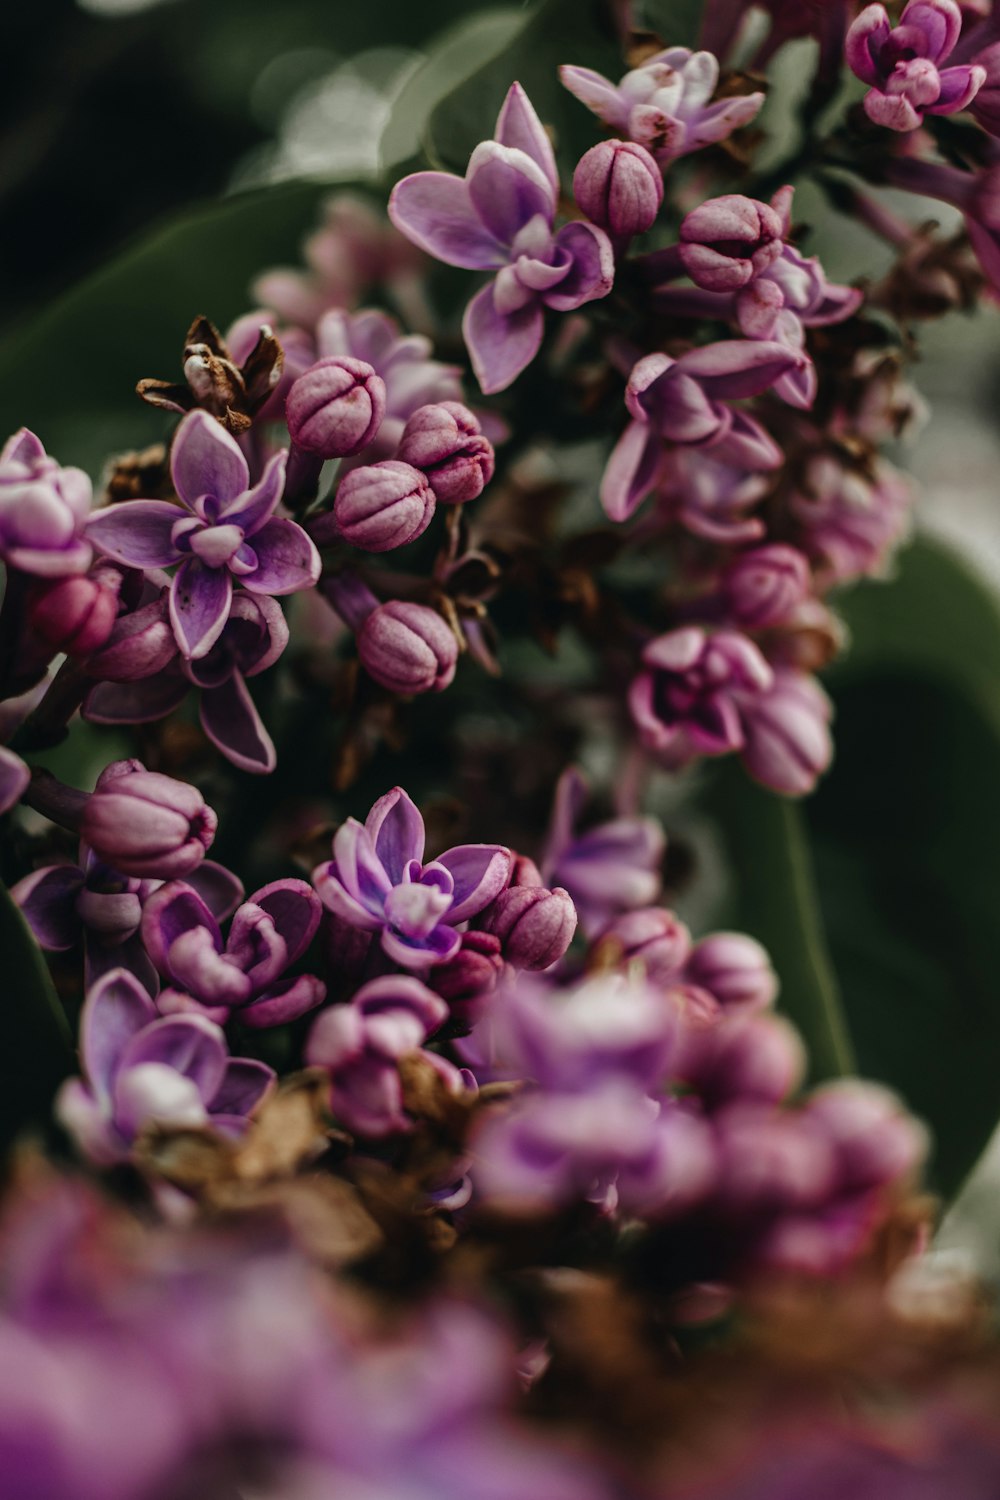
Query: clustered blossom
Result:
<box><xmin>846</xmin><ymin>0</ymin><xmax>985</xmax><ymax>131</ymax></box>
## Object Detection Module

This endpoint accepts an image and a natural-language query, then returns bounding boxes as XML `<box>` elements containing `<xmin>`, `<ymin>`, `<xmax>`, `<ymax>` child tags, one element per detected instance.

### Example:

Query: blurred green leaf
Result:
<box><xmin>637</xmin><ymin>0</ymin><xmax>703</xmax><ymax>47</ymax></box>
<box><xmin>0</xmin><ymin>879</ymin><xmax>74</xmax><ymax>1149</ymax></box>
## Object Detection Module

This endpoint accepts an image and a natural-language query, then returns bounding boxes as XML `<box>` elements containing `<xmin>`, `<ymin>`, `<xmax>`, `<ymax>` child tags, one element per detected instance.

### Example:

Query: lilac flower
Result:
<box><xmin>654</xmin><ymin>448</ymin><xmax>769</xmax><ymax>544</ymax></box>
<box><xmin>722</xmin><ymin>543</ymin><xmax>812</xmax><ymax>629</ymax></box>
<box><xmin>478</xmin><ymin>883</ymin><xmax>578</xmax><ymax>970</ymax></box>
<box><xmin>389</xmin><ymin>83</ymin><xmax>614</xmax><ymax>393</ymax></box>
<box><xmin>56</xmin><ymin>967</ymin><xmax>274</xmax><ymax>1164</ymax></box>
<box><xmin>678</xmin><ymin>192</ymin><xmax>788</xmax><ymax>293</ymax></box>
<box><xmin>590</xmin><ymin>907</ymin><xmax>694</xmax><ymax>988</ymax></box>
<box><xmin>357</xmin><ymin>600</ymin><xmax>459</xmax><ymax>695</ymax></box>
<box><xmin>559</xmin><ymin>48</ymin><xmax>764</xmax><ymax>163</ymax></box>
<box><xmin>141</xmin><ymin>877</ymin><xmax>325</xmax><ymax>1027</ymax></box>
<box><xmin>312</xmin><ymin>786</ymin><xmax>511</xmax><ymax>970</ymax></box>
<box><xmin>541</xmin><ymin>767</ymin><xmax>665</xmax><ymax>935</ymax></box>
<box><xmin>738</xmin><ymin>668</ymin><xmax>834</xmax><ymax>798</ymax></box>
<box><xmin>396</xmin><ymin>401</ymin><xmax>495</xmax><ymax>505</ymax></box>
<box><xmin>601</xmin><ymin>342</ymin><xmax>797</xmax><ymax>523</ymax></box>
<box><xmin>80</xmin><ymin>759</ymin><xmax>217</xmax><ymax>880</ymax></box>
<box><xmin>846</xmin><ymin>0</ymin><xmax>985</xmax><ymax>130</ymax></box>
<box><xmin>26</xmin><ymin>572</ymin><xmax>119</xmax><ymax>657</ymax></box>
<box><xmin>790</xmin><ymin>452</ymin><xmax>914</xmax><ymax>585</ymax></box>
<box><xmin>83</xmin><ymin>587</ymin><xmax>290</xmax><ymax>775</ymax></box>
<box><xmin>86</xmin><ymin>409</ymin><xmax>318</xmax><ymax>660</ymax></box>
<box><xmin>305</xmin><ymin>975</ymin><xmax>455</xmax><ymax>1137</ymax></box>
<box><xmin>683</xmin><ymin>931</ymin><xmax>779</xmax><ymax>1014</ymax></box>
<box><xmin>13</xmin><ymin>845</ymin><xmax>242</xmax><ymax>993</ymax></box>
<box><xmin>0</xmin><ymin>428</ymin><xmax>92</xmax><ymax>578</ymax></box>
<box><xmin>572</xmin><ymin>139</ymin><xmax>663</xmax><ymax>240</ymax></box>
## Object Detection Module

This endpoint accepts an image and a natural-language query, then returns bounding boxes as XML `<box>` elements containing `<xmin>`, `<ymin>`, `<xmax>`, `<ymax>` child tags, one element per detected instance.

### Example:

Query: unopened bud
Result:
<box><xmin>81</xmin><ymin>761</ymin><xmax>217</xmax><ymax>879</ymax></box>
<box><xmin>396</xmin><ymin>402</ymin><xmax>495</xmax><ymax>505</ymax></box>
<box><xmin>286</xmin><ymin>356</ymin><xmax>386</xmax><ymax>458</ymax></box>
<box><xmin>333</xmin><ymin>460</ymin><xmax>435</xmax><ymax>552</ymax></box>
<box><xmin>356</xmin><ymin>600</ymin><xmax>458</xmax><ymax>695</ymax></box>
<box><xmin>573</xmin><ymin>140</ymin><xmax>663</xmax><ymax>239</ymax></box>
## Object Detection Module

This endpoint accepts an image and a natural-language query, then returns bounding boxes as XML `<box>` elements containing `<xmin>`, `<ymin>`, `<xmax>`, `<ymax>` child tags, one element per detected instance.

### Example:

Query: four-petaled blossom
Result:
<box><xmin>846</xmin><ymin>0</ymin><xmax>985</xmax><ymax>130</ymax></box>
<box><xmin>559</xmin><ymin>48</ymin><xmax>764</xmax><ymax>163</ymax></box>
<box><xmin>389</xmin><ymin>83</ymin><xmax>614</xmax><ymax>393</ymax></box>
<box><xmin>141</xmin><ymin>877</ymin><xmax>325</xmax><ymax>1027</ymax></box>
<box><xmin>56</xmin><ymin>967</ymin><xmax>274</xmax><ymax>1164</ymax></box>
<box><xmin>629</xmin><ymin>627</ymin><xmax>773</xmax><ymax>769</ymax></box>
<box><xmin>0</xmin><ymin>428</ymin><xmax>93</xmax><ymax>578</ymax></box>
<box><xmin>87</xmin><ymin>409</ymin><xmax>319</xmax><ymax>659</ymax></box>
<box><xmin>313</xmin><ymin>786</ymin><xmax>511</xmax><ymax>970</ymax></box>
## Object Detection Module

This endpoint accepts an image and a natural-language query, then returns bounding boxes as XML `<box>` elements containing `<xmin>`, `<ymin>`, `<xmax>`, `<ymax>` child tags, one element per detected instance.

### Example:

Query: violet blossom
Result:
<box><xmin>0</xmin><ymin>428</ymin><xmax>92</xmax><ymax>578</ymax></box>
<box><xmin>559</xmin><ymin>48</ymin><xmax>764</xmax><ymax>163</ymax></box>
<box><xmin>86</xmin><ymin>409</ymin><xmax>318</xmax><ymax>660</ymax></box>
<box><xmin>846</xmin><ymin>0</ymin><xmax>985</xmax><ymax>131</ymax></box>
<box><xmin>312</xmin><ymin>786</ymin><xmax>511</xmax><ymax>970</ymax></box>
<box><xmin>79</xmin><ymin>759</ymin><xmax>218</xmax><ymax>881</ymax></box>
<box><xmin>56</xmin><ymin>967</ymin><xmax>275</xmax><ymax>1164</ymax></box>
<box><xmin>389</xmin><ymin>83</ymin><xmax>614</xmax><ymax>393</ymax></box>
<box><xmin>141</xmin><ymin>876</ymin><xmax>325</xmax><ymax>1027</ymax></box>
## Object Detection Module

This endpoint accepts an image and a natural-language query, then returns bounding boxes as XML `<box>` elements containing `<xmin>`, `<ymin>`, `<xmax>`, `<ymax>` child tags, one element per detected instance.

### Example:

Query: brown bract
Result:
<box><xmin>137</xmin><ymin>314</ymin><xmax>284</xmax><ymax>435</ymax></box>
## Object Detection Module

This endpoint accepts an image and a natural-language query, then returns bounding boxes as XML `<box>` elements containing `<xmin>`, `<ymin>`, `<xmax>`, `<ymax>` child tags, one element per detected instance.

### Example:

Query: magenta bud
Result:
<box><xmin>679</xmin><ymin>193</ymin><xmax>785</xmax><ymax>291</ymax></box>
<box><xmin>683</xmin><ymin>932</ymin><xmax>778</xmax><ymax>1013</ymax></box>
<box><xmin>683</xmin><ymin>1013</ymin><xmax>805</xmax><ymax>1109</ymax></box>
<box><xmin>356</xmin><ymin>600</ymin><xmax>458</xmax><ymax>695</ymax></box>
<box><xmin>722</xmin><ymin>544</ymin><xmax>811</xmax><ymax>629</ymax></box>
<box><xmin>396</xmin><ymin>402</ymin><xmax>496</xmax><ymax>505</ymax></box>
<box><xmin>429</xmin><ymin>931</ymin><xmax>505</xmax><ymax>1031</ymax></box>
<box><xmin>81</xmin><ymin>764</ymin><xmax>217</xmax><ymax>879</ymax></box>
<box><xmin>27</xmin><ymin>575</ymin><xmax>118</xmax><ymax>657</ymax></box>
<box><xmin>481</xmin><ymin>884</ymin><xmax>577</xmax><ymax>970</ymax></box>
<box><xmin>333</xmin><ymin>460</ymin><xmax>435</xmax><ymax>552</ymax></box>
<box><xmin>573</xmin><ymin>140</ymin><xmax>663</xmax><ymax>239</ymax></box>
<box><xmin>806</xmin><ymin>1081</ymin><xmax>928</xmax><ymax>1192</ymax></box>
<box><xmin>285</xmin><ymin>355</ymin><xmax>386</xmax><ymax>458</ymax></box>
<box><xmin>594</xmin><ymin>907</ymin><xmax>692</xmax><ymax>985</ymax></box>
<box><xmin>509</xmin><ymin>853</ymin><xmax>544</xmax><ymax>888</ymax></box>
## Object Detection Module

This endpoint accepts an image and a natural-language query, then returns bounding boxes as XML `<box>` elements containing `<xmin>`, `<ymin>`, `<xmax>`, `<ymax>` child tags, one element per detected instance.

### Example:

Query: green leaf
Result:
<box><xmin>637</xmin><ymin>0</ymin><xmax>703</xmax><ymax>47</ymax></box>
<box><xmin>0</xmin><ymin>879</ymin><xmax>74</xmax><ymax>1149</ymax></box>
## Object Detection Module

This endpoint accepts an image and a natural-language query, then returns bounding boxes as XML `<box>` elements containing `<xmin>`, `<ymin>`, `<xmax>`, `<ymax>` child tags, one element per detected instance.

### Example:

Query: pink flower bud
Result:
<box><xmin>285</xmin><ymin>355</ymin><xmax>386</xmax><ymax>457</ymax></box>
<box><xmin>594</xmin><ymin>907</ymin><xmax>692</xmax><ymax>986</ymax></box>
<box><xmin>356</xmin><ymin>600</ymin><xmax>458</xmax><ymax>695</ymax></box>
<box><xmin>429</xmin><ymin>931</ymin><xmax>505</xmax><ymax>1031</ymax></box>
<box><xmin>739</xmin><ymin>668</ymin><xmax>833</xmax><ymax>798</ymax></box>
<box><xmin>722</xmin><ymin>544</ymin><xmax>811</xmax><ymax>629</ymax></box>
<box><xmin>573</xmin><ymin>140</ymin><xmax>663</xmax><ymax>239</ymax></box>
<box><xmin>806</xmin><ymin>1081</ymin><xmax>928</xmax><ymax>1192</ymax></box>
<box><xmin>683</xmin><ymin>931</ymin><xmax>778</xmax><ymax>1013</ymax></box>
<box><xmin>481</xmin><ymin>884</ymin><xmax>577</xmax><ymax>970</ymax></box>
<box><xmin>679</xmin><ymin>193</ymin><xmax>786</xmax><ymax>291</ymax></box>
<box><xmin>81</xmin><ymin>763</ymin><xmax>217</xmax><ymax>879</ymax></box>
<box><xmin>682</xmin><ymin>1013</ymin><xmax>805</xmax><ymax>1109</ymax></box>
<box><xmin>27</xmin><ymin>575</ymin><xmax>118</xmax><ymax>657</ymax></box>
<box><xmin>333</xmin><ymin>460</ymin><xmax>435</xmax><ymax>552</ymax></box>
<box><xmin>396</xmin><ymin>402</ymin><xmax>496</xmax><ymax>505</ymax></box>
<box><xmin>509</xmin><ymin>853</ymin><xmax>544</xmax><ymax>888</ymax></box>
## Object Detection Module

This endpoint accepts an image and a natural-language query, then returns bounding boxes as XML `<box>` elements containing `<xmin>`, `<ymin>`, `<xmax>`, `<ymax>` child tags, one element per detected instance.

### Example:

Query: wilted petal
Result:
<box><xmin>495</xmin><ymin>82</ymin><xmax>559</xmax><ymax>198</ymax></box>
<box><xmin>366</xmin><ymin>786</ymin><xmax>425</xmax><ymax>882</ymax></box>
<box><xmin>12</xmin><ymin>863</ymin><xmax>85</xmax><ymax>950</ymax></box>
<box><xmin>463</xmin><ymin>281</ymin><xmax>544</xmax><ymax>394</ymax></box>
<box><xmin>200</xmin><ymin>673</ymin><xmax>276</xmax><ymax>775</ymax></box>
<box><xmin>86</xmin><ymin>502</ymin><xmax>182</xmax><ymax>567</ymax></box>
<box><xmin>216</xmin><ymin>448</ymin><xmax>287</xmax><ymax>532</ymax></box>
<box><xmin>239</xmin><ymin>973</ymin><xmax>327</xmax><ymax>1028</ymax></box>
<box><xmin>169</xmin><ymin>557</ymin><xmax>232</xmax><ymax>660</ymax></box>
<box><xmin>80</xmin><ymin>966</ymin><xmax>158</xmax><ymax>1101</ymax></box>
<box><xmin>437</xmin><ymin>843</ymin><xmax>512</xmax><ymax>922</ymax></box>
<box><xmin>171</xmin><ymin>409</ymin><xmax>249</xmax><ymax>509</ymax></box>
<box><xmin>388</xmin><ymin>171</ymin><xmax>508</xmax><ymax>269</ymax></box>
<box><xmin>545</xmin><ymin>221</ymin><xmax>615</xmax><ymax>311</ymax></box>
<box><xmin>240</xmin><ymin>516</ymin><xmax>320</xmax><ymax>596</ymax></box>
<box><xmin>467</xmin><ymin>141</ymin><xmax>556</xmax><ymax>244</ymax></box>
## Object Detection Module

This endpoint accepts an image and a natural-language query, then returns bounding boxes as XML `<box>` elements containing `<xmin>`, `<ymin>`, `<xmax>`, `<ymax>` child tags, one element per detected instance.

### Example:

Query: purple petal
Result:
<box><xmin>686</xmin><ymin>94</ymin><xmax>765</xmax><ymax>149</ymax></box>
<box><xmin>208</xmin><ymin>1057</ymin><xmax>275</xmax><ymax>1115</ymax></box>
<box><xmin>600</xmin><ymin>420</ymin><xmax>662</xmax><ymax>522</ymax></box>
<box><xmin>11</xmin><ymin>864</ymin><xmax>85</xmax><ymax>950</ymax></box>
<box><xmin>366</xmin><ymin>786</ymin><xmax>425</xmax><ymax>883</ymax></box>
<box><xmin>186</xmin><ymin>861</ymin><xmax>244</xmax><ymax>922</ymax></box>
<box><xmin>141</xmin><ymin>880</ymin><xmax>221</xmax><ymax>976</ymax></box>
<box><xmin>709</xmin><ymin>410</ymin><xmax>784</xmax><ymax>470</ymax></box>
<box><xmin>169</xmin><ymin>557</ymin><xmax>232</xmax><ymax>660</ymax></box>
<box><xmin>312</xmin><ymin>864</ymin><xmax>384</xmax><ymax>931</ymax></box>
<box><xmin>864</xmin><ymin>89</ymin><xmax>922</xmax><ymax>129</ymax></box>
<box><xmin>331</xmin><ymin>820</ymin><xmax>393</xmax><ymax>916</ymax></box>
<box><xmin>678</xmin><ymin>339</ymin><xmax>801</xmax><ymax>399</ymax></box>
<box><xmin>388</xmin><ymin>172</ymin><xmax>508</xmax><ymax>269</ymax></box>
<box><xmin>467</xmin><ymin>141</ymin><xmax>555</xmax><ymax>245</ymax></box>
<box><xmin>845</xmin><ymin>4</ymin><xmax>891</xmax><ymax>85</ymax></box>
<box><xmin>930</xmin><ymin>64</ymin><xmax>987</xmax><ymax>114</ymax></box>
<box><xmin>0</xmin><ymin>747</ymin><xmax>30</xmax><ymax>815</ymax></box>
<box><xmin>381</xmin><ymin>921</ymin><xmax>461</xmax><ymax>970</ymax></box>
<box><xmin>239</xmin><ymin>974</ymin><xmax>327</xmax><ymax>1029</ymax></box>
<box><xmin>85</xmin><ymin>932</ymin><xmax>160</xmax><ymax>997</ymax></box>
<box><xmin>56</xmin><ymin>1078</ymin><xmax>123</xmax><ymax>1164</ymax></box>
<box><xmin>215</xmin><ymin>448</ymin><xmax>287</xmax><ymax>532</ymax></box>
<box><xmin>544</xmin><ymin>221</ymin><xmax>615</xmax><ymax>311</ymax></box>
<box><xmin>199</xmin><ymin>673</ymin><xmax>276</xmax><ymax>775</ymax></box>
<box><xmin>249</xmin><ymin>878</ymin><xmax>322</xmax><ymax>965</ymax></box>
<box><xmin>225</xmin><ymin>902</ymin><xmax>288</xmax><ymax>992</ymax></box>
<box><xmin>463</xmin><ymin>281</ymin><xmax>544</xmax><ymax>395</ymax></box>
<box><xmin>118</xmin><ymin>1012</ymin><xmax>227</xmax><ymax>1103</ymax></box>
<box><xmin>170</xmin><ymin>409</ymin><xmax>249</xmax><ymax>509</ymax></box>
<box><xmin>902</xmin><ymin>0</ymin><xmax>960</xmax><ymax>63</ymax></box>
<box><xmin>494</xmin><ymin>82</ymin><xmax>559</xmax><ymax>198</ymax></box>
<box><xmin>80</xmin><ymin>966</ymin><xmax>158</xmax><ymax>1101</ymax></box>
<box><xmin>239</xmin><ymin>516</ymin><xmax>320</xmax><ymax>596</ymax></box>
<box><xmin>436</xmin><ymin>843</ymin><xmax>512</xmax><ymax>923</ymax></box>
<box><xmin>557</xmin><ymin>64</ymin><xmax>629</xmax><ymax>130</ymax></box>
<box><xmin>83</xmin><ymin>674</ymin><xmax>188</xmax><ymax>725</ymax></box>
<box><xmin>86</xmin><ymin>501</ymin><xmax>182</xmax><ymax>568</ymax></box>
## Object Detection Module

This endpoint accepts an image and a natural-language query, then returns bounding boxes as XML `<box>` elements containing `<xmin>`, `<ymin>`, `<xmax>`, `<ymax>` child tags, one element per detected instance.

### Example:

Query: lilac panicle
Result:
<box><xmin>312</xmin><ymin>785</ymin><xmax>511</xmax><ymax>971</ymax></box>
<box><xmin>389</xmin><ymin>83</ymin><xmax>614</xmax><ymax>393</ymax></box>
<box><xmin>56</xmin><ymin>967</ymin><xmax>274</xmax><ymax>1164</ymax></box>
<box><xmin>141</xmin><ymin>877</ymin><xmax>325</xmax><ymax>1027</ymax></box>
<box><xmin>357</xmin><ymin>599</ymin><xmax>459</xmax><ymax>694</ymax></box>
<box><xmin>846</xmin><ymin>0</ymin><xmax>985</xmax><ymax>130</ymax></box>
<box><xmin>86</xmin><ymin>409</ymin><xmax>318</xmax><ymax>660</ymax></box>
<box><xmin>559</xmin><ymin>47</ymin><xmax>764</xmax><ymax>162</ymax></box>
<box><xmin>0</xmin><ymin>428</ymin><xmax>93</xmax><ymax>578</ymax></box>
<box><xmin>80</xmin><ymin>760</ymin><xmax>217</xmax><ymax>880</ymax></box>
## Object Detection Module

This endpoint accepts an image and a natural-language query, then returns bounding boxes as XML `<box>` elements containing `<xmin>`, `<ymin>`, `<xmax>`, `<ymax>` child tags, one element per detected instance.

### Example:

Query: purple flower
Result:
<box><xmin>141</xmin><ymin>877</ymin><xmax>325</xmax><ymax>1027</ymax></box>
<box><xmin>0</xmin><ymin>428</ymin><xmax>92</xmax><ymax>578</ymax></box>
<box><xmin>305</xmin><ymin>975</ymin><xmax>455</xmax><ymax>1137</ymax></box>
<box><xmin>559</xmin><ymin>48</ymin><xmax>764</xmax><ymax>163</ymax></box>
<box><xmin>738</xmin><ymin>668</ymin><xmax>834</xmax><ymax>797</ymax></box>
<box><xmin>13</xmin><ymin>846</ymin><xmax>242</xmax><ymax>993</ymax></box>
<box><xmin>26</xmin><ymin>572</ymin><xmax>119</xmax><ymax>657</ymax></box>
<box><xmin>285</xmin><ymin>354</ymin><xmax>386</xmax><ymax>458</ymax></box>
<box><xmin>678</xmin><ymin>192</ymin><xmax>787</xmax><ymax>292</ymax></box>
<box><xmin>846</xmin><ymin>0</ymin><xmax>985</xmax><ymax>130</ymax></box>
<box><xmin>790</xmin><ymin>452</ymin><xmax>914</xmax><ymax>585</ymax></box>
<box><xmin>312</xmin><ymin>786</ymin><xmax>511</xmax><ymax>971</ymax></box>
<box><xmin>683</xmin><ymin>931</ymin><xmax>779</xmax><ymax>1014</ymax></box>
<box><xmin>389</xmin><ymin>83</ymin><xmax>614</xmax><ymax>393</ymax></box>
<box><xmin>86</xmin><ymin>409</ymin><xmax>318</xmax><ymax>660</ymax></box>
<box><xmin>80</xmin><ymin>759</ymin><xmax>217</xmax><ymax>880</ymax></box>
<box><xmin>601</xmin><ymin>341</ymin><xmax>797</xmax><ymax>523</ymax></box>
<box><xmin>628</xmin><ymin>626</ymin><xmax>773</xmax><ymax>769</ymax></box>
<box><xmin>590</xmin><ymin>907</ymin><xmax>693</xmax><ymax>988</ymax></box>
<box><xmin>84</xmin><ymin>587</ymin><xmax>290</xmax><ymax>776</ymax></box>
<box><xmin>654</xmin><ymin>449</ymin><xmax>769</xmax><ymax>544</ymax></box>
<box><xmin>56</xmin><ymin>967</ymin><xmax>274</xmax><ymax>1164</ymax></box>
<box><xmin>722</xmin><ymin>543</ymin><xmax>812</xmax><ymax>629</ymax></box>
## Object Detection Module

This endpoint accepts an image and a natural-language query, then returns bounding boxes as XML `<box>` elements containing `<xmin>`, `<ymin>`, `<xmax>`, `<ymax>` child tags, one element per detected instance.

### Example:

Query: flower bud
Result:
<box><xmin>357</xmin><ymin>600</ymin><xmax>458</xmax><ymax>695</ymax></box>
<box><xmin>333</xmin><ymin>460</ymin><xmax>435</xmax><ymax>552</ymax></box>
<box><xmin>682</xmin><ymin>1013</ymin><xmax>805</xmax><ymax>1109</ymax></box>
<box><xmin>679</xmin><ymin>193</ymin><xmax>785</xmax><ymax>291</ymax></box>
<box><xmin>285</xmin><ymin>356</ymin><xmax>386</xmax><ymax>458</ymax></box>
<box><xmin>722</xmin><ymin>544</ymin><xmax>811</xmax><ymax>630</ymax></box>
<box><xmin>739</xmin><ymin>668</ymin><xmax>833</xmax><ymax>798</ymax></box>
<box><xmin>573</xmin><ymin>140</ymin><xmax>663</xmax><ymax>239</ymax></box>
<box><xmin>81</xmin><ymin>763</ymin><xmax>217</xmax><ymax>879</ymax></box>
<box><xmin>83</xmin><ymin>593</ymin><xmax>178</xmax><ymax>682</ymax></box>
<box><xmin>806</xmin><ymin>1081</ymin><xmax>928</xmax><ymax>1192</ymax></box>
<box><xmin>27</xmin><ymin>575</ymin><xmax>119</xmax><ymax>657</ymax></box>
<box><xmin>429</xmin><ymin>931</ymin><xmax>505</xmax><ymax>1031</ymax></box>
<box><xmin>592</xmin><ymin>907</ymin><xmax>692</xmax><ymax>986</ymax></box>
<box><xmin>683</xmin><ymin>932</ymin><xmax>778</xmax><ymax>1013</ymax></box>
<box><xmin>396</xmin><ymin>402</ymin><xmax>496</xmax><ymax>505</ymax></box>
<box><xmin>481</xmin><ymin>885</ymin><xmax>577</xmax><ymax>970</ymax></box>
<box><xmin>509</xmin><ymin>853</ymin><xmax>544</xmax><ymax>888</ymax></box>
